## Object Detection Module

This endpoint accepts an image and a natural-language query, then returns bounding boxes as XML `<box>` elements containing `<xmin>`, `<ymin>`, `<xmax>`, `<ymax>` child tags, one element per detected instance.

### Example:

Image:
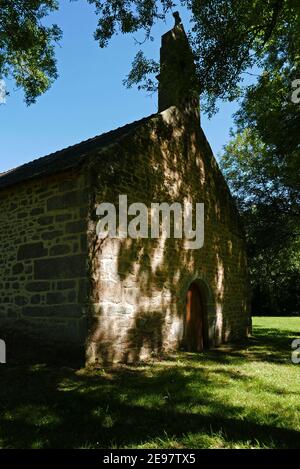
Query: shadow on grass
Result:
<box><xmin>182</xmin><ymin>326</ymin><xmax>300</xmax><ymax>366</ymax></box>
<box><xmin>0</xmin><ymin>321</ymin><xmax>299</xmax><ymax>449</ymax></box>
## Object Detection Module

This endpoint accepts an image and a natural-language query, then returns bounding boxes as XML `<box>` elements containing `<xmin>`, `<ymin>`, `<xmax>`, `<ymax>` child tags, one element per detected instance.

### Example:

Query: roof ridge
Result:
<box><xmin>0</xmin><ymin>112</ymin><xmax>157</xmax><ymax>190</ymax></box>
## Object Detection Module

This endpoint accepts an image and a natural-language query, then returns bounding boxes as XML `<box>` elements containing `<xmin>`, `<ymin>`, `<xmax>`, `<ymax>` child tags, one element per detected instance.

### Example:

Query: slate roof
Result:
<box><xmin>0</xmin><ymin>114</ymin><xmax>155</xmax><ymax>190</ymax></box>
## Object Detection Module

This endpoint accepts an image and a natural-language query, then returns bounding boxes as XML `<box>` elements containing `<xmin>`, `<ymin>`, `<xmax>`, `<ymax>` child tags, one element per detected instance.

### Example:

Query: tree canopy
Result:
<box><xmin>0</xmin><ymin>1</ymin><xmax>62</xmax><ymax>105</ymax></box>
<box><xmin>218</xmin><ymin>0</ymin><xmax>300</xmax><ymax>314</ymax></box>
<box><xmin>120</xmin><ymin>0</ymin><xmax>300</xmax><ymax>114</ymax></box>
<box><xmin>1</xmin><ymin>1</ymin><xmax>299</xmax><ymax>109</ymax></box>
<box><xmin>220</xmin><ymin>126</ymin><xmax>300</xmax><ymax>314</ymax></box>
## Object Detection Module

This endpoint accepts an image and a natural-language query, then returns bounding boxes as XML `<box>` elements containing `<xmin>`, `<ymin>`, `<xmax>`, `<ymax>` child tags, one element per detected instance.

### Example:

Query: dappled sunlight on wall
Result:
<box><xmin>85</xmin><ymin>105</ymin><xmax>249</xmax><ymax>364</ymax></box>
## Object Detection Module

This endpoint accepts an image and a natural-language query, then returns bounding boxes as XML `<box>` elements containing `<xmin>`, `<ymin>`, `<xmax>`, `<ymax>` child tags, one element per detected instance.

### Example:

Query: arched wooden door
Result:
<box><xmin>185</xmin><ymin>283</ymin><xmax>205</xmax><ymax>352</ymax></box>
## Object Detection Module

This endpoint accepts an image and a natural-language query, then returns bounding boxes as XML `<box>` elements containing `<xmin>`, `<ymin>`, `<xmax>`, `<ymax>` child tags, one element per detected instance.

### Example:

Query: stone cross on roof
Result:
<box><xmin>173</xmin><ymin>11</ymin><xmax>182</xmax><ymax>27</ymax></box>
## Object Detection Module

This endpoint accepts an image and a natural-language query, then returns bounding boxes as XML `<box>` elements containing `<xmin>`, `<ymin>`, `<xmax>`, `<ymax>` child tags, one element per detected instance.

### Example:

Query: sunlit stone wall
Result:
<box><xmin>86</xmin><ymin>106</ymin><xmax>250</xmax><ymax>364</ymax></box>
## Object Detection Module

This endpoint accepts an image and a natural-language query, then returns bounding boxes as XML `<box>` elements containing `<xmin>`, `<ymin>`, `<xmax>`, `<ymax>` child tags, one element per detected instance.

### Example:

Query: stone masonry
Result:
<box><xmin>0</xmin><ymin>169</ymin><xmax>90</xmax><ymax>356</ymax></box>
<box><xmin>0</xmin><ymin>16</ymin><xmax>250</xmax><ymax>365</ymax></box>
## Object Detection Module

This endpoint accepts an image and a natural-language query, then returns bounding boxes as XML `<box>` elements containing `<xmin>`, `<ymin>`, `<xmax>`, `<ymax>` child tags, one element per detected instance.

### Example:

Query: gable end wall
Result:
<box><xmin>86</xmin><ymin>107</ymin><xmax>250</xmax><ymax>364</ymax></box>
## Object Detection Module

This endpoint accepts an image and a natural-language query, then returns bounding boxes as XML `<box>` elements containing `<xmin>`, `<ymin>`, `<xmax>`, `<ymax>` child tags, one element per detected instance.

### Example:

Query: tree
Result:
<box><xmin>119</xmin><ymin>0</ymin><xmax>300</xmax><ymax>114</ymax></box>
<box><xmin>220</xmin><ymin>126</ymin><xmax>300</xmax><ymax>315</ymax></box>
<box><xmin>1</xmin><ymin>1</ymin><xmax>299</xmax><ymax>109</ymax></box>
<box><xmin>0</xmin><ymin>1</ymin><xmax>61</xmax><ymax>105</ymax></box>
<box><xmin>219</xmin><ymin>2</ymin><xmax>300</xmax><ymax>313</ymax></box>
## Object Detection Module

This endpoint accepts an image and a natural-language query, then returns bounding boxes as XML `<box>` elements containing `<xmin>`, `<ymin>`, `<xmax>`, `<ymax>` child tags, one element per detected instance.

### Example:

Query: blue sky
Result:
<box><xmin>0</xmin><ymin>0</ymin><xmax>241</xmax><ymax>174</ymax></box>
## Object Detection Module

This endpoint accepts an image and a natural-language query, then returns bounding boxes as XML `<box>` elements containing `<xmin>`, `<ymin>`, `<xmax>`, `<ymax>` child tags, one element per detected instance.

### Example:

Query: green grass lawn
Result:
<box><xmin>1</xmin><ymin>316</ymin><xmax>300</xmax><ymax>449</ymax></box>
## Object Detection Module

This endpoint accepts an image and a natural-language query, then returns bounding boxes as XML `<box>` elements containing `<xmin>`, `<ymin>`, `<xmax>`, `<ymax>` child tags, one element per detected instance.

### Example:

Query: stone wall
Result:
<box><xmin>0</xmin><ymin>105</ymin><xmax>250</xmax><ymax>365</ymax></box>
<box><xmin>86</xmin><ymin>105</ymin><xmax>250</xmax><ymax>365</ymax></box>
<box><xmin>0</xmin><ymin>169</ymin><xmax>90</xmax><ymax>361</ymax></box>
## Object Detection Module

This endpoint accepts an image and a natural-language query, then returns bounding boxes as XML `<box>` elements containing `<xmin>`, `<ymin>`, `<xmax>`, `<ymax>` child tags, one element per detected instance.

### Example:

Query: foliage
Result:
<box><xmin>220</xmin><ymin>127</ymin><xmax>300</xmax><ymax>314</ymax></box>
<box><xmin>218</xmin><ymin>0</ymin><xmax>300</xmax><ymax>314</ymax></box>
<box><xmin>0</xmin><ymin>1</ymin><xmax>61</xmax><ymax>104</ymax></box>
<box><xmin>2</xmin><ymin>1</ymin><xmax>300</xmax><ymax>109</ymax></box>
<box><xmin>118</xmin><ymin>0</ymin><xmax>300</xmax><ymax>114</ymax></box>
<box><xmin>123</xmin><ymin>50</ymin><xmax>159</xmax><ymax>93</ymax></box>
<box><xmin>87</xmin><ymin>0</ymin><xmax>176</xmax><ymax>47</ymax></box>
